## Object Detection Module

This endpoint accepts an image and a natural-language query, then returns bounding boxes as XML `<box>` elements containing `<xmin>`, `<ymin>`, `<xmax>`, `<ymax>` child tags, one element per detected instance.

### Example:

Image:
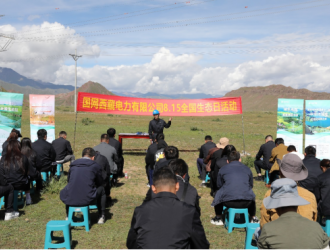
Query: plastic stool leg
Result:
<box><xmin>62</xmin><ymin>225</ymin><xmax>72</xmax><ymax>249</ymax></box>
<box><xmin>13</xmin><ymin>190</ymin><xmax>18</xmax><ymax>211</ymax></box>
<box><xmin>227</xmin><ymin>209</ymin><xmax>236</xmax><ymax>233</ymax></box>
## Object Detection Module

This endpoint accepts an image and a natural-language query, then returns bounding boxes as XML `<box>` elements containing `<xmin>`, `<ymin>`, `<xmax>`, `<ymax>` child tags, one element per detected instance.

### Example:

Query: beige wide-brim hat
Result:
<box><xmin>216</xmin><ymin>137</ymin><xmax>229</xmax><ymax>149</ymax></box>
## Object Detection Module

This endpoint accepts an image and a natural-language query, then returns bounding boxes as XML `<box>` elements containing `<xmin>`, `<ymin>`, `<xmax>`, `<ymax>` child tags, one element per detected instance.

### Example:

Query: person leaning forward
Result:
<box><xmin>268</xmin><ymin>138</ymin><xmax>287</xmax><ymax>182</ymax></box>
<box><xmin>254</xmin><ymin>135</ymin><xmax>275</xmax><ymax>181</ymax></box>
<box><xmin>148</xmin><ymin>109</ymin><xmax>172</xmax><ymax>143</ymax></box>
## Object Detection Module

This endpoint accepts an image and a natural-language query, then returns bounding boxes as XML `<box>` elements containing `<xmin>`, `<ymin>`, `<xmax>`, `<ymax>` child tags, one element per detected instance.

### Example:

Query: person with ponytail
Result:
<box><xmin>1</xmin><ymin>129</ymin><xmax>22</xmax><ymax>157</ymax></box>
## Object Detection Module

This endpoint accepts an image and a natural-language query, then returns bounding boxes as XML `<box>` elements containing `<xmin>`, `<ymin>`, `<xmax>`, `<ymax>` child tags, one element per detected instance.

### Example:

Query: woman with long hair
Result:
<box><xmin>0</xmin><ymin>139</ymin><xmax>39</xmax><ymax>206</ymax></box>
<box><xmin>2</xmin><ymin>129</ymin><xmax>22</xmax><ymax>157</ymax></box>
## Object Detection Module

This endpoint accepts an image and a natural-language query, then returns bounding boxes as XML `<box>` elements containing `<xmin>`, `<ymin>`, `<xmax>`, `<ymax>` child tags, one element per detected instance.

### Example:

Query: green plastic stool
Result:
<box><xmin>245</xmin><ymin>223</ymin><xmax>260</xmax><ymax>249</ymax></box>
<box><xmin>68</xmin><ymin>206</ymin><xmax>90</xmax><ymax>232</ymax></box>
<box><xmin>44</xmin><ymin>220</ymin><xmax>71</xmax><ymax>249</ymax></box>
<box><xmin>224</xmin><ymin>208</ymin><xmax>249</xmax><ymax>233</ymax></box>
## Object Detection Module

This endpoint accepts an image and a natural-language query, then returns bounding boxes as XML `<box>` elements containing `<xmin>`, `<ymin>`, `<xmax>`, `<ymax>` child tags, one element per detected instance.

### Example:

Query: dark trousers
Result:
<box><xmin>149</xmin><ymin>169</ymin><xmax>154</xmax><ymax>186</ymax></box>
<box><xmin>254</xmin><ymin>160</ymin><xmax>269</xmax><ymax>174</ymax></box>
<box><xmin>270</xmin><ymin>170</ymin><xmax>280</xmax><ymax>183</ymax></box>
<box><xmin>214</xmin><ymin>200</ymin><xmax>256</xmax><ymax>217</ymax></box>
<box><xmin>0</xmin><ymin>184</ymin><xmax>14</xmax><ymax>212</ymax></box>
<box><xmin>65</xmin><ymin>186</ymin><xmax>106</xmax><ymax>216</ymax></box>
<box><xmin>197</xmin><ymin>158</ymin><xmax>204</xmax><ymax>176</ymax></box>
<box><xmin>104</xmin><ymin>176</ymin><xmax>111</xmax><ymax>196</ymax></box>
<box><xmin>12</xmin><ymin>182</ymin><xmax>29</xmax><ymax>192</ymax></box>
<box><xmin>145</xmin><ymin>165</ymin><xmax>150</xmax><ymax>184</ymax></box>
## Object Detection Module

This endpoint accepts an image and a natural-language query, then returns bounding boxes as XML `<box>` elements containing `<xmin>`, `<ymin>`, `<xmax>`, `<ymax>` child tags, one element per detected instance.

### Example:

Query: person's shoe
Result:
<box><xmin>146</xmin><ymin>183</ymin><xmax>150</xmax><ymax>188</ymax></box>
<box><xmin>265</xmin><ymin>184</ymin><xmax>271</xmax><ymax>188</ymax></box>
<box><xmin>98</xmin><ymin>215</ymin><xmax>105</xmax><ymax>224</ymax></box>
<box><xmin>199</xmin><ymin>181</ymin><xmax>206</xmax><ymax>187</ymax></box>
<box><xmin>250</xmin><ymin>216</ymin><xmax>260</xmax><ymax>223</ymax></box>
<box><xmin>26</xmin><ymin>197</ymin><xmax>33</xmax><ymax>205</ymax></box>
<box><xmin>5</xmin><ymin>211</ymin><xmax>20</xmax><ymax>221</ymax></box>
<box><xmin>255</xmin><ymin>176</ymin><xmax>263</xmax><ymax>181</ymax></box>
<box><xmin>210</xmin><ymin>216</ymin><xmax>224</xmax><ymax>226</ymax></box>
<box><xmin>65</xmin><ymin>217</ymin><xmax>68</xmax><ymax>221</ymax></box>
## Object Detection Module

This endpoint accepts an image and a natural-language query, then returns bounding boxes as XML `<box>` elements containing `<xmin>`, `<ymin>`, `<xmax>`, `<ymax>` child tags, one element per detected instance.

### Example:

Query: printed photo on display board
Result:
<box><xmin>29</xmin><ymin>95</ymin><xmax>55</xmax><ymax>143</ymax></box>
<box><xmin>305</xmin><ymin>100</ymin><xmax>330</xmax><ymax>159</ymax></box>
<box><xmin>0</xmin><ymin>92</ymin><xmax>24</xmax><ymax>156</ymax></box>
<box><xmin>277</xmin><ymin>98</ymin><xmax>304</xmax><ymax>154</ymax></box>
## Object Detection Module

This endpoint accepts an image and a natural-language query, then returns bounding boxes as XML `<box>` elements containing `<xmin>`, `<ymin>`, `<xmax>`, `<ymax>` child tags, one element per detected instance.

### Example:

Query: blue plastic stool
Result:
<box><xmin>13</xmin><ymin>190</ymin><xmax>25</xmax><ymax>211</ymax></box>
<box><xmin>0</xmin><ymin>196</ymin><xmax>4</xmax><ymax>209</ymax></box>
<box><xmin>41</xmin><ymin>172</ymin><xmax>52</xmax><ymax>182</ymax></box>
<box><xmin>89</xmin><ymin>204</ymin><xmax>97</xmax><ymax>210</ymax></box>
<box><xmin>319</xmin><ymin>216</ymin><xmax>330</xmax><ymax>236</ymax></box>
<box><xmin>205</xmin><ymin>173</ymin><xmax>210</xmax><ymax>183</ymax></box>
<box><xmin>44</xmin><ymin>220</ymin><xmax>71</xmax><ymax>249</ymax></box>
<box><xmin>245</xmin><ymin>223</ymin><xmax>260</xmax><ymax>249</ymax></box>
<box><xmin>56</xmin><ymin>164</ymin><xmax>63</xmax><ymax>178</ymax></box>
<box><xmin>68</xmin><ymin>206</ymin><xmax>90</xmax><ymax>232</ymax></box>
<box><xmin>264</xmin><ymin>170</ymin><xmax>270</xmax><ymax>184</ymax></box>
<box><xmin>224</xmin><ymin>208</ymin><xmax>249</xmax><ymax>233</ymax></box>
<box><xmin>30</xmin><ymin>180</ymin><xmax>37</xmax><ymax>195</ymax></box>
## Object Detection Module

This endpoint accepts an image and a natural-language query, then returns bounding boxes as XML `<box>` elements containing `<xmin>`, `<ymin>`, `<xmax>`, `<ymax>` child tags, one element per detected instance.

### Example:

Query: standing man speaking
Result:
<box><xmin>148</xmin><ymin>110</ymin><xmax>172</xmax><ymax>143</ymax></box>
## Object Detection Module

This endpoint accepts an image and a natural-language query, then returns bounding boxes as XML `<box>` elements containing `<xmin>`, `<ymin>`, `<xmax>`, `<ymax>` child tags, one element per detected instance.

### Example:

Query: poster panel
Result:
<box><xmin>0</xmin><ymin>92</ymin><xmax>24</xmax><ymax>156</ymax></box>
<box><xmin>77</xmin><ymin>92</ymin><xmax>242</xmax><ymax>116</ymax></box>
<box><xmin>305</xmin><ymin>100</ymin><xmax>330</xmax><ymax>159</ymax></box>
<box><xmin>29</xmin><ymin>95</ymin><xmax>55</xmax><ymax>143</ymax></box>
<box><xmin>277</xmin><ymin>98</ymin><xmax>304</xmax><ymax>154</ymax></box>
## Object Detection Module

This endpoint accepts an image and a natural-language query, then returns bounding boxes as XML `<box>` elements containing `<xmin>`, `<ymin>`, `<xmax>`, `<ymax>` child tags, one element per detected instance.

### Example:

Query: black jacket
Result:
<box><xmin>255</xmin><ymin>141</ymin><xmax>276</xmax><ymax>168</ymax></box>
<box><xmin>318</xmin><ymin>169</ymin><xmax>330</xmax><ymax>216</ymax></box>
<box><xmin>94</xmin><ymin>152</ymin><xmax>110</xmax><ymax>185</ymax></box>
<box><xmin>127</xmin><ymin>192</ymin><xmax>209</xmax><ymax>249</ymax></box>
<box><xmin>145</xmin><ymin>143</ymin><xmax>158</xmax><ymax>167</ymax></box>
<box><xmin>1</xmin><ymin>140</ymin><xmax>9</xmax><ymax>157</ymax></box>
<box><xmin>300</xmin><ymin>155</ymin><xmax>322</xmax><ymax>200</ymax></box>
<box><xmin>213</xmin><ymin>156</ymin><xmax>228</xmax><ymax>188</ymax></box>
<box><xmin>199</xmin><ymin>141</ymin><xmax>216</xmax><ymax>159</ymax></box>
<box><xmin>210</xmin><ymin>148</ymin><xmax>223</xmax><ymax>171</ymax></box>
<box><xmin>22</xmin><ymin>150</ymin><xmax>40</xmax><ymax>180</ymax></box>
<box><xmin>109</xmin><ymin>137</ymin><xmax>123</xmax><ymax>158</ymax></box>
<box><xmin>32</xmin><ymin>138</ymin><xmax>56</xmax><ymax>172</ymax></box>
<box><xmin>60</xmin><ymin>158</ymin><xmax>103</xmax><ymax>206</ymax></box>
<box><xmin>148</xmin><ymin>119</ymin><xmax>171</xmax><ymax>139</ymax></box>
<box><xmin>52</xmin><ymin>137</ymin><xmax>73</xmax><ymax>161</ymax></box>
<box><xmin>0</xmin><ymin>155</ymin><xmax>39</xmax><ymax>188</ymax></box>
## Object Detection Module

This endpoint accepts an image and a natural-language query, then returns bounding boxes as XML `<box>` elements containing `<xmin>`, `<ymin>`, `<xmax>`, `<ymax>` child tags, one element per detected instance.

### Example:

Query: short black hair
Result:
<box><xmin>275</xmin><ymin>138</ymin><xmax>284</xmax><ymax>145</ymax></box>
<box><xmin>205</xmin><ymin>135</ymin><xmax>212</xmax><ymax>141</ymax></box>
<box><xmin>164</xmin><ymin>146</ymin><xmax>179</xmax><ymax>160</ymax></box>
<box><xmin>265</xmin><ymin>135</ymin><xmax>273</xmax><ymax>140</ymax></box>
<box><xmin>320</xmin><ymin>159</ymin><xmax>330</xmax><ymax>168</ymax></box>
<box><xmin>287</xmin><ymin>145</ymin><xmax>296</xmax><ymax>152</ymax></box>
<box><xmin>107</xmin><ymin>128</ymin><xmax>116</xmax><ymax>138</ymax></box>
<box><xmin>305</xmin><ymin>145</ymin><xmax>316</xmax><ymax>156</ymax></box>
<box><xmin>101</xmin><ymin>134</ymin><xmax>109</xmax><ymax>141</ymax></box>
<box><xmin>37</xmin><ymin>129</ymin><xmax>47</xmax><ymax>138</ymax></box>
<box><xmin>152</xmin><ymin>167</ymin><xmax>177</xmax><ymax>188</ymax></box>
<box><xmin>169</xmin><ymin>159</ymin><xmax>188</xmax><ymax>177</ymax></box>
<box><xmin>221</xmin><ymin>145</ymin><xmax>236</xmax><ymax>158</ymax></box>
<box><xmin>228</xmin><ymin>151</ymin><xmax>240</xmax><ymax>163</ymax></box>
<box><xmin>82</xmin><ymin>147</ymin><xmax>96</xmax><ymax>158</ymax></box>
<box><xmin>59</xmin><ymin>131</ymin><xmax>67</xmax><ymax>136</ymax></box>
<box><xmin>156</xmin><ymin>133</ymin><xmax>165</xmax><ymax>141</ymax></box>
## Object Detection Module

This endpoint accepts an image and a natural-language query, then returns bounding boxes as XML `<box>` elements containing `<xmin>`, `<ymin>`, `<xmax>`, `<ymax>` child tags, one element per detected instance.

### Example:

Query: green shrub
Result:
<box><xmin>107</xmin><ymin>114</ymin><xmax>113</xmax><ymax>117</ymax></box>
<box><xmin>190</xmin><ymin>127</ymin><xmax>200</xmax><ymax>131</ymax></box>
<box><xmin>41</xmin><ymin>176</ymin><xmax>67</xmax><ymax>195</ymax></box>
<box><xmin>212</xmin><ymin>118</ymin><xmax>223</xmax><ymax>122</ymax></box>
<box><xmin>241</xmin><ymin>155</ymin><xmax>255</xmax><ymax>168</ymax></box>
<box><xmin>82</xmin><ymin>117</ymin><xmax>95</xmax><ymax>125</ymax></box>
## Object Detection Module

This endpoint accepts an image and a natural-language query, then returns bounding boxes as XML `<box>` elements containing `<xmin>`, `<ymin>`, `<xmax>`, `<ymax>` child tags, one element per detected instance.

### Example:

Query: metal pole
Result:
<box><xmin>74</xmin><ymin>49</ymin><xmax>77</xmax><ymax>113</ymax></box>
<box><xmin>241</xmin><ymin>114</ymin><xmax>246</xmax><ymax>155</ymax></box>
<box><xmin>73</xmin><ymin>109</ymin><xmax>78</xmax><ymax>153</ymax></box>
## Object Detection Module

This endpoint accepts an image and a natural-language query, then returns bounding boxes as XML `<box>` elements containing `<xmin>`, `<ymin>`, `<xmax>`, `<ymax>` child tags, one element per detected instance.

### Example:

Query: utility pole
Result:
<box><xmin>69</xmin><ymin>49</ymin><xmax>82</xmax><ymax>112</ymax></box>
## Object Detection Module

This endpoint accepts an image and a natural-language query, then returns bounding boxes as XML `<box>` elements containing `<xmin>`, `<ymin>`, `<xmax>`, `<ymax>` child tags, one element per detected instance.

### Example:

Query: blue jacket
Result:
<box><xmin>212</xmin><ymin>161</ymin><xmax>255</xmax><ymax>206</ymax></box>
<box><xmin>60</xmin><ymin>158</ymin><xmax>103</xmax><ymax>206</ymax></box>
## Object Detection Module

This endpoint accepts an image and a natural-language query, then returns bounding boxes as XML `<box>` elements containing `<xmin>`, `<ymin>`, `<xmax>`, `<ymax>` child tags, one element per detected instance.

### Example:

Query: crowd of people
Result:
<box><xmin>1</xmin><ymin>109</ymin><xmax>330</xmax><ymax>249</ymax></box>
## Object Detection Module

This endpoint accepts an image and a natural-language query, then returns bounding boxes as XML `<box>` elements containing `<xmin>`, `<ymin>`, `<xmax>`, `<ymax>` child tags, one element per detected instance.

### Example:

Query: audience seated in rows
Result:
<box><xmin>268</xmin><ymin>138</ymin><xmax>287</xmax><ymax>183</ymax></box>
<box><xmin>154</xmin><ymin>146</ymin><xmax>178</xmax><ymax>174</ymax></box>
<box><xmin>254</xmin><ymin>135</ymin><xmax>275</xmax><ymax>181</ymax></box>
<box><xmin>317</xmin><ymin>159</ymin><xmax>330</xmax><ymax>218</ymax></box>
<box><xmin>60</xmin><ymin>148</ymin><xmax>106</xmax><ymax>224</ymax></box>
<box><xmin>197</xmin><ymin>135</ymin><xmax>216</xmax><ymax>186</ymax></box>
<box><xmin>126</xmin><ymin>168</ymin><xmax>209</xmax><ymax>249</ymax></box>
<box><xmin>258</xmin><ymin>178</ymin><xmax>329</xmax><ymax>249</ymax></box>
<box><xmin>52</xmin><ymin>131</ymin><xmax>75</xmax><ymax>164</ymax></box>
<box><xmin>211</xmin><ymin>151</ymin><xmax>259</xmax><ymax>226</ymax></box>
<box><xmin>94</xmin><ymin>151</ymin><xmax>111</xmax><ymax>201</ymax></box>
<box><xmin>107</xmin><ymin>128</ymin><xmax>124</xmax><ymax>177</ymax></box>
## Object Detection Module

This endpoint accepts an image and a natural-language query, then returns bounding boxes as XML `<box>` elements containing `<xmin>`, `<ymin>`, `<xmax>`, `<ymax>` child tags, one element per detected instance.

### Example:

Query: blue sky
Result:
<box><xmin>0</xmin><ymin>0</ymin><xmax>330</xmax><ymax>95</ymax></box>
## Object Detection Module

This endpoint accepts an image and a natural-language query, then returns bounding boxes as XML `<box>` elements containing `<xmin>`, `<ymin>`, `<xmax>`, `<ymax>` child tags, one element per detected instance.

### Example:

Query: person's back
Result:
<box><xmin>93</xmin><ymin>134</ymin><xmax>118</xmax><ymax>174</ymax></box>
<box><xmin>52</xmin><ymin>131</ymin><xmax>74</xmax><ymax>163</ymax></box>
<box><xmin>145</xmin><ymin>143</ymin><xmax>158</xmax><ymax>167</ymax></box>
<box><xmin>200</xmin><ymin>141</ymin><xmax>216</xmax><ymax>159</ymax></box>
<box><xmin>318</xmin><ymin>159</ymin><xmax>330</xmax><ymax>217</ymax></box>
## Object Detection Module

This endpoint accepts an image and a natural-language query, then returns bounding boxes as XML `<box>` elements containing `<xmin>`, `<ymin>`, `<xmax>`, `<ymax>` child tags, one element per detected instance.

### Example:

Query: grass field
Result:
<box><xmin>0</xmin><ymin>108</ymin><xmax>277</xmax><ymax>249</ymax></box>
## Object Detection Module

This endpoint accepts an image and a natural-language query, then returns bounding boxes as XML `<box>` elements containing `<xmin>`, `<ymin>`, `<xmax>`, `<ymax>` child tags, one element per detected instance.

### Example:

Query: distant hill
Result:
<box><xmin>113</xmin><ymin>91</ymin><xmax>217</xmax><ymax>99</ymax></box>
<box><xmin>56</xmin><ymin>81</ymin><xmax>115</xmax><ymax>106</ymax></box>
<box><xmin>0</xmin><ymin>67</ymin><xmax>74</xmax><ymax>91</ymax></box>
<box><xmin>225</xmin><ymin>85</ymin><xmax>330</xmax><ymax>112</ymax></box>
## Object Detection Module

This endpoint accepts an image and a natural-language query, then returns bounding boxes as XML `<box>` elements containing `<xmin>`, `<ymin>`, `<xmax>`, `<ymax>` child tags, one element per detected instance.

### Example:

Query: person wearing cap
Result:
<box><xmin>204</xmin><ymin>137</ymin><xmax>229</xmax><ymax>171</ymax></box>
<box><xmin>148</xmin><ymin>110</ymin><xmax>172</xmax><ymax>143</ymax></box>
<box><xmin>268</xmin><ymin>138</ymin><xmax>288</xmax><ymax>183</ymax></box>
<box><xmin>254</xmin><ymin>135</ymin><xmax>275</xmax><ymax>181</ymax></box>
<box><xmin>258</xmin><ymin>178</ymin><xmax>329</xmax><ymax>249</ymax></box>
<box><xmin>260</xmin><ymin>153</ymin><xmax>317</xmax><ymax>229</ymax></box>
<box><xmin>1</xmin><ymin>128</ymin><xmax>22</xmax><ymax>157</ymax></box>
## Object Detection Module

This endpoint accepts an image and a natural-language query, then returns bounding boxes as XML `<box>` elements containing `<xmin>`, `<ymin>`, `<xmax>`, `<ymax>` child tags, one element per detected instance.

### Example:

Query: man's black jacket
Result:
<box><xmin>127</xmin><ymin>192</ymin><xmax>209</xmax><ymax>249</ymax></box>
<box><xmin>318</xmin><ymin>168</ymin><xmax>330</xmax><ymax>216</ymax></box>
<box><xmin>199</xmin><ymin>141</ymin><xmax>216</xmax><ymax>159</ymax></box>
<box><xmin>145</xmin><ymin>143</ymin><xmax>158</xmax><ymax>167</ymax></box>
<box><xmin>148</xmin><ymin>119</ymin><xmax>171</xmax><ymax>139</ymax></box>
<box><xmin>255</xmin><ymin>140</ymin><xmax>276</xmax><ymax>168</ymax></box>
<box><xmin>109</xmin><ymin>137</ymin><xmax>123</xmax><ymax>158</ymax></box>
<box><xmin>32</xmin><ymin>138</ymin><xmax>56</xmax><ymax>172</ymax></box>
<box><xmin>210</xmin><ymin>148</ymin><xmax>223</xmax><ymax>171</ymax></box>
<box><xmin>300</xmin><ymin>154</ymin><xmax>322</xmax><ymax>200</ymax></box>
<box><xmin>94</xmin><ymin>152</ymin><xmax>110</xmax><ymax>185</ymax></box>
<box><xmin>52</xmin><ymin>137</ymin><xmax>73</xmax><ymax>161</ymax></box>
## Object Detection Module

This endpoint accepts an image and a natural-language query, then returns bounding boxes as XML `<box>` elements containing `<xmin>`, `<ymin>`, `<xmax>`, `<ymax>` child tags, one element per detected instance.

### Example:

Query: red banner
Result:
<box><xmin>77</xmin><ymin>92</ymin><xmax>242</xmax><ymax>116</ymax></box>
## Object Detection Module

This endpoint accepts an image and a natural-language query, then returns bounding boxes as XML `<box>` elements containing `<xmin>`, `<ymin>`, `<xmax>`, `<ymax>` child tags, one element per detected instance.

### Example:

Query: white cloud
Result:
<box><xmin>27</xmin><ymin>15</ymin><xmax>40</xmax><ymax>21</ymax></box>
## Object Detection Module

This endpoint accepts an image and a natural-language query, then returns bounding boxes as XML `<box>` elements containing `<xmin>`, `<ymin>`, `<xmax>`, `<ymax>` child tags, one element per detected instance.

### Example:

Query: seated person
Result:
<box><xmin>126</xmin><ymin>168</ymin><xmax>209</xmax><ymax>249</ymax></box>
<box><xmin>52</xmin><ymin>131</ymin><xmax>75</xmax><ymax>164</ymax></box>
<box><xmin>254</xmin><ymin>135</ymin><xmax>275</xmax><ymax>181</ymax></box>
<box><xmin>2</xmin><ymin>129</ymin><xmax>22</xmax><ymax>157</ymax></box>
<box><xmin>107</xmin><ymin>128</ymin><xmax>124</xmax><ymax>177</ymax></box>
<box><xmin>209</xmin><ymin>137</ymin><xmax>229</xmax><ymax>174</ymax></box>
<box><xmin>317</xmin><ymin>159</ymin><xmax>330</xmax><ymax>219</ymax></box>
<box><xmin>284</xmin><ymin>145</ymin><xmax>304</xmax><ymax>159</ymax></box>
<box><xmin>94</xmin><ymin>151</ymin><xmax>111</xmax><ymax>200</ymax></box>
<box><xmin>60</xmin><ymin>148</ymin><xmax>106</xmax><ymax>224</ymax></box>
<box><xmin>260</xmin><ymin>153</ymin><xmax>317</xmax><ymax>229</ymax></box>
<box><xmin>149</xmin><ymin>138</ymin><xmax>168</xmax><ymax>185</ymax></box>
<box><xmin>268</xmin><ymin>138</ymin><xmax>287</xmax><ymax>183</ymax></box>
<box><xmin>197</xmin><ymin>135</ymin><xmax>216</xmax><ymax>186</ymax></box>
<box><xmin>299</xmin><ymin>146</ymin><xmax>322</xmax><ymax>201</ymax></box>
<box><xmin>258</xmin><ymin>178</ymin><xmax>329</xmax><ymax>249</ymax></box>
<box><xmin>211</xmin><ymin>151</ymin><xmax>259</xmax><ymax>226</ymax></box>
<box><xmin>0</xmin><ymin>181</ymin><xmax>18</xmax><ymax>220</ymax></box>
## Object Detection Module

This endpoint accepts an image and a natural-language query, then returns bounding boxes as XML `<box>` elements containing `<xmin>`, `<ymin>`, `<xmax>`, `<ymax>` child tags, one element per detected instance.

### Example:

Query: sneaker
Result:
<box><xmin>199</xmin><ymin>181</ymin><xmax>206</xmax><ymax>188</ymax></box>
<box><xmin>4</xmin><ymin>211</ymin><xmax>20</xmax><ymax>221</ymax></box>
<box><xmin>146</xmin><ymin>183</ymin><xmax>150</xmax><ymax>188</ymax></box>
<box><xmin>250</xmin><ymin>216</ymin><xmax>260</xmax><ymax>223</ymax></box>
<box><xmin>210</xmin><ymin>216</ymin><xmax>224</xmax><ymax>226</ymax></box>
<box><xmin>65</xmin><ymin>217</ymin><xmax>68</xmax><ymax>221</ymax></box>
<box><xmin>98</xmin><ymin>215</ymin><xmax>105</xmax><ymax>224</ymax></box>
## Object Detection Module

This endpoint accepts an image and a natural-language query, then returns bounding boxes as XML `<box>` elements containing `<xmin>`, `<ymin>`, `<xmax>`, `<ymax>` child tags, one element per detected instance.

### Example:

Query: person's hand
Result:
<box><xmin>150</xmin><ymin>139</ymin><xmax>153</xmax><ymax>144</ymax></box>
<box><xmin>169</xmin><ymin>117</ymin><xmax>172</xmax><ymax>121</ymax></box>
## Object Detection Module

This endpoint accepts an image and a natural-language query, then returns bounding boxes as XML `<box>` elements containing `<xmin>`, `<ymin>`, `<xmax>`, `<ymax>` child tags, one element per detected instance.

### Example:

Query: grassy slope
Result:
<box><xmin>0</xmin><ymin>108</ymin><xmax>275</xmax><ymax>249</ymax></box>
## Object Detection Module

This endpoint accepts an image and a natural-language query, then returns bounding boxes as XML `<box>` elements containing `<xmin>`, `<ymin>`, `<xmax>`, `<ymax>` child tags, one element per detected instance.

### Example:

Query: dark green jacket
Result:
<box><xmin>258</xmin><ymin>212</ymin><xmax>329</xmax><ymax>249</ymax></box>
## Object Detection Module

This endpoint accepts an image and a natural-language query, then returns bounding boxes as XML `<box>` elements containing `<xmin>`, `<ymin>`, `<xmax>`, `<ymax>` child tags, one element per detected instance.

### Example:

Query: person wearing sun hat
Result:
<box><xmin>258</xmin><ymin>178</ymin><xmax>329</xmax><ymax>249</ymax></box>
<box><xmin>260</xmin><ymin>153</ymin><xmax>318</xmax><ymax>228</ymax></box>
